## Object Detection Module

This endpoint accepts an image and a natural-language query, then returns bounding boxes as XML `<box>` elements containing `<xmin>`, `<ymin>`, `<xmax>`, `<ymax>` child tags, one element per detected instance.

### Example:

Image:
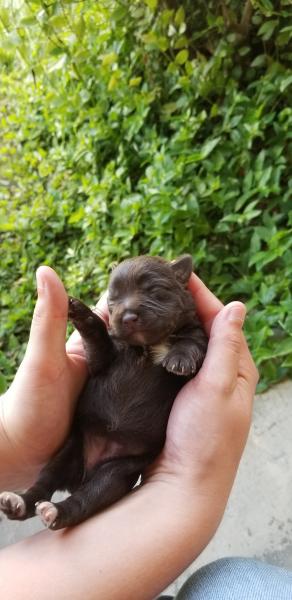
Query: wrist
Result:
<box><xmin>145</xmin><ymin>454</ymin><xmax>236</xmax><ymax>534</ymax></box>
<box><xmin>0</xmin><ymin>392</ymin><xmax>12</xmax><ymax>453</ymax></box>
<box><xmin>142</xmin><ymin>475</ymin><xmax>227</xmax><ymax>551</ymax></box>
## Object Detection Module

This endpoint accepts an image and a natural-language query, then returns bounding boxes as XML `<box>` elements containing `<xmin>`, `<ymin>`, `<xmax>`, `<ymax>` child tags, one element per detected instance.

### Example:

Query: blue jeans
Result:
<box><xmin>160</xmin><ymin>558</ymin><xmax>292</xmax><ymax>599</ymax></box>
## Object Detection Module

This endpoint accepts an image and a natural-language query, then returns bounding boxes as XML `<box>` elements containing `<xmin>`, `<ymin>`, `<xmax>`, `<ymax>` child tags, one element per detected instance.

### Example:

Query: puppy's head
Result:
<box><xmin>108</xmin><ymin>255</ymin><xmax>194</xmax><ymax>346</ymax></box>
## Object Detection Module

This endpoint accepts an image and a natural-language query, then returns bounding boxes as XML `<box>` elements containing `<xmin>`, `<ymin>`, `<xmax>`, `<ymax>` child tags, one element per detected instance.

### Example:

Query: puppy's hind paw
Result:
<box><xmin>0</xmin><ymin>492</ymin><xmax>26</xmax><ymax>519</ymax></box>
<box><xmin>35</xmin><ymin>501</ymin><xmax>59</xmax><ymax>530</ymax></box>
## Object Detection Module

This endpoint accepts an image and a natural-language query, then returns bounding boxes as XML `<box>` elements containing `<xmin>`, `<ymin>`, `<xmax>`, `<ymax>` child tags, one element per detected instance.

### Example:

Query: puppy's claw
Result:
<box><xmin>162</xmin><ymin>353</ymin><xmax>199</xmax><ymax>377</ymax></box>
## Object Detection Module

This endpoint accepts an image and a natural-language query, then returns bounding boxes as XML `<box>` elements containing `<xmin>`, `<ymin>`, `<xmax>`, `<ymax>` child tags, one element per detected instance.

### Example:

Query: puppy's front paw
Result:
<box><xmin>68</xmin><ymin>297</ymin><xmax>89</xmax><ymax>320</ymax></box>
<box><xmin>0</xmin><ymin>492</ymin><xmax>26</xmax><ymax>519</ymax></box>
<box><xmin>162</xmin><ymin>351</ymin><xmax>199</xmax><ymax>377</ymax></box>
<box><xmin>35</xmin><ymin>501</ymin><xmax>59</xmax><ymax>530</ymax></box>
<box><xmin>68</xmin><ymin>297</ymin><xmax>96</xmax><ymax>329</ymax></box>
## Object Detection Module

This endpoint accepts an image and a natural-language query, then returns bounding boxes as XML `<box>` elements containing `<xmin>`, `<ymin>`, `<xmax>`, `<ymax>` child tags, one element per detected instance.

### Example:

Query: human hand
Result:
<box><xmin>0</xmin><ymin>266</ymin><xmax>107</xmax><ymax>485</ymax></box>
<box><xmin>146</xmin><ymin>273</ymin><xmax>259</xmax><ymax>517</ymax></box>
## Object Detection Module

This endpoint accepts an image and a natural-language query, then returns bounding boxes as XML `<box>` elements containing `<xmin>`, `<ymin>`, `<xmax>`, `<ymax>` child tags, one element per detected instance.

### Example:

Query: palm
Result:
<box><xmin>3</xmin><ymin>347</ymin><xmax>85</xmax><ymax>469</ymax></box>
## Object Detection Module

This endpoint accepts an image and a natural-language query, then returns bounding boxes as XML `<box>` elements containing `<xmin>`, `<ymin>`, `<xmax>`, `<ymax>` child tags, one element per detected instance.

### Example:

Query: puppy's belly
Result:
<box><xmin>83</xmin><ymin>434</ymin><xmax>124</xmax><ymax>470</ymax></box>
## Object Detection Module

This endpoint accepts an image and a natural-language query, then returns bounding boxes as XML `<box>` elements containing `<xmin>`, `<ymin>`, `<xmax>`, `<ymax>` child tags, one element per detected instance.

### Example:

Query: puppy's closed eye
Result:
<box><xmin>154</xmin><ymin>289</ymin><xmax>169</xmax><ymax>301</ymax></box>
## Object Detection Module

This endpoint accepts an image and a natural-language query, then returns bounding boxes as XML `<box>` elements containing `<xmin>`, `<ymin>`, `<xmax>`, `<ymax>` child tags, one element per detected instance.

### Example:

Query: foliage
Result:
<box><xmin>0</xmin><ymin>0</ymin><xmax>291</xmax><ymax>393</ymax></box>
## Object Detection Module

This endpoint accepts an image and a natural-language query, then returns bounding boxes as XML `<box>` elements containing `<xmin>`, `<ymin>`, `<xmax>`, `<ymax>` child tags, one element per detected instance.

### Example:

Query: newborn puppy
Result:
<box><xmin>0</xmin><ymin>255</ymin><xmax>207</xmax><ymax>530</ymax></box>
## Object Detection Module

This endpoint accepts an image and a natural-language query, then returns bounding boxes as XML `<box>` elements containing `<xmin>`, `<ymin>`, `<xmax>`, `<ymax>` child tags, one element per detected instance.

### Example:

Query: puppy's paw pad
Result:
<box><xmin>36</xmin><ymin>501</ymin><xmax>58</xmax><ymax>529</ymax></box>
<box><xmin>0</xmin><ymin>492</ymin><xmax>26</xmax><ymax>518</ymax></box>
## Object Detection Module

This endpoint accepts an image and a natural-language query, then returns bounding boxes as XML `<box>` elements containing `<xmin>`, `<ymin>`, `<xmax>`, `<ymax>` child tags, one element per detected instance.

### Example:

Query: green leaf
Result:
<box><xmin>280</xmin><ymin>75</ymin><xmax>292</xmax><ymax>92</ymax></box>
<box><xmin>47</xmin><ymin>54</ymin><xmax>67</xmax><ymax>72</ymax></box>
<box><xmin>49</xmin><ymin>15</ymin><xmax>67</xmax><ymax>30</ymax></box>
<box><xmin>276</xmin><ymin>25</ymin><xmax>292</xmax><ymax>47</ymax></box>
<box><xmin>102</xmin><ymin>52</ymin><xmax>118</xmax><ymax>66</ymax></box>
<box><xmin>248</xmin><ymin>248</ymin><xmax>284</xmax><ymax>269</ymax></box>
<box><xmin>161</xmin><ymin>102</ymin><xmax>178</xmax><ymax>114</ymax></box>
<box><xmin>142</xmin><ymin>32</ymin><xmax>168</xmax><ymax>50</ymax></box>
<box><xmin>0</xmin><ymin>8</ymin><xmax>11</xmax><ymax>31</ymax></box>
<box><xmin>75</xmin><ymin>17</ymin><xmax>86</xmax><ymax>40</ymax></box>
<box><xmin>21</xmin><ymin>17</ymin><xmax>38</xmax><ymax>27</ymax></box>
<box><xmin>175</xmin><ymin>49</ymin><xmax>189</xmax><ymax>65</ymax></box>
<box><xmin>258</xmin><ymin>19</ymin><xmax>278</xmax><ymax>40</ymax></box>
<box><xmin>175</xmin><ymin>7</ymin><xmax>185</xmax><ymax>26</ymax></box>
<box><xmin>145</xmin><ymin>0</ymin><xmax>157</xmax><ymax>10</ymax></box>
<box><xmin>68</xmin><ymin>206</ymin><xmax>85</xmax><ymax>224</ymax></box>
<box><xmin>158</xmin><ymin>36</ymin><xmax>169</xmax><ymax>51</ymax></box>
<box><xmin>38</xmin><ymin>162</ymin><xmax>53</xmax><ymax>177</ymax></box>
<box><xmin>256</xmin><ymin>0</ymin><xmax>274</xmax><ymax>16</ymax></box>
<box><xmin>201</xmin><ymin>137</ymin><xmax>221</xmax><ymax>158</ymax></box>
<box><xmin>257</xmin><ymin>337</ymin><xmax>292</xmax><ymax>361</ymax></box>
<box><xmin>129</xmin><ymin>77</ymin><xmax>142</xmax><ymax>87</ymax></box>
<box><xmin>251</xmin><ymin>54</ymin><xmax>267</xmax><ymax>67</ymax></box>
<box><xmin>0</xmin><ymin>373</ymin><xmax>7</xmax><ymax>394</ymax></box>
<box><xmin>108</xmin><ymin>74</ymin><xmax>118</xmax><ymax>90</ymax></box>
<box><xmin>283</xmin><ymin>356</ymin><xmax>292</xmax><ymax>368</ymax></box>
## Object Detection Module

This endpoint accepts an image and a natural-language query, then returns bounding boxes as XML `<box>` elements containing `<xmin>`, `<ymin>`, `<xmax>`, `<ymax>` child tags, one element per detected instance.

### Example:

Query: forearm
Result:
<box><xmin>0</xmin><ymin>481</ymin><xmax>226</xmax><ymax>600</ymax></box>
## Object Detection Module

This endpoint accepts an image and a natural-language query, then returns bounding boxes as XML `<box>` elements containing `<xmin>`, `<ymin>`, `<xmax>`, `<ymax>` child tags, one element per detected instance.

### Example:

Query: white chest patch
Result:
<box><xmin>150</xmin><ymin>342</ymin><xmax>170</xmax><ymax>365</ymax></box>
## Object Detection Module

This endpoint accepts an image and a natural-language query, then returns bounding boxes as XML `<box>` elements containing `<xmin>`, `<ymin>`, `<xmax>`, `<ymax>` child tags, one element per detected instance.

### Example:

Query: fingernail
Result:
<box><xmin>36</xmin><ymin>267</ymin><xmax>47</xmax><ymax>296</ymax></box>
<box><xmin>226</xmin><ymin>302</ymin><xmax>246</xmax><ymax>325</ymax></box>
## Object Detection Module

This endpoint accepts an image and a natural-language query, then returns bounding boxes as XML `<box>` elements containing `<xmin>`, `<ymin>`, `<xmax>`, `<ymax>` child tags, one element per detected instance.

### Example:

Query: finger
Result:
<box><xmin>26</xmin><ymin>266</ymin><xmax>68</xmax><ymax>363</ymax></box>
<box><xmin>93</xmin><ymin>291</ymin><xmax>109</xmax><ymax>325</ymax></box>
<box><xmin>199</xmin><ymin>302</ymin><xmax>247</xmax><ymax>394</ymax></box>
<box><xmin>239</xmin><ymin>335</ymin><xmax>260</xmax><ymax>391</ymax></box>
<box><xmin>188</xmin><ymin>274</ymin><xmax>258</xmax><ymax>389</ymax></box>
<box><xmin>66</xmin><ymin>328</ymin><xmax>85</xmax><ymax>357</ymax></box>
<box><xmin>188</xmin><ymin>273</ymin><xmax>223</xmax><ymax>334</ymax></box>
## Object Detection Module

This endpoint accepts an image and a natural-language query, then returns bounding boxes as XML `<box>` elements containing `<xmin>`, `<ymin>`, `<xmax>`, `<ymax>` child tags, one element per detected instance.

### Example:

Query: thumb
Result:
<box><xmin>199</xmin><ymin>302</ymin><xmax>246</xmax><ymax>394</ymax></box>
<box><xmin>25</xmin><ymin>266</ymin><xmax>68</xmax><ymax>364</ymax></box>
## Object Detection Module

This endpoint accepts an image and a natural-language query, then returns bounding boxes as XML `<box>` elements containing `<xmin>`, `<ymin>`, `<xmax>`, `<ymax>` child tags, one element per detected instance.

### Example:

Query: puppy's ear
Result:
<box><xmin>170</xmin><ymin>254</ymin><xmax>193</xmax><ymax>285</ymax></box>
<box><xmin>109</xmin><ymin>261</ymin><xmax>118</xmax><ymax>273</ymax></box>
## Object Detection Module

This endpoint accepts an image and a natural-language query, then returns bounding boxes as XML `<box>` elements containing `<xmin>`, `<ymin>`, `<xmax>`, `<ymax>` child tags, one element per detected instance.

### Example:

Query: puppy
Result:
<box><xmin>0</xmin><ymin>255</ymin><xmax>208</xmax><ymax>530</ymax></box>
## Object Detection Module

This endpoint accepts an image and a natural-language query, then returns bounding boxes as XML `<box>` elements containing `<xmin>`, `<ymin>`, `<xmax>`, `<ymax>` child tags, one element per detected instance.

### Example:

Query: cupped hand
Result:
<box><xmin>0</xmin><ymin>266</ymin><xmax>107</xmax><ymax>476</ymax></box>
<box><xmin>146</xmin><ymin>273</ymin><xmax>259</xmax><ymax>510</ymax></box>
<box><xmin>1</xmin><ymin>264</ymin><xmax>258</xmax><ymax>508</ymax></box>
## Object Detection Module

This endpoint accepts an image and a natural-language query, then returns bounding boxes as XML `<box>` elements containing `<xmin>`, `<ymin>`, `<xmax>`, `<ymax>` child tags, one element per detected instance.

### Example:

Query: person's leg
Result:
<box><xmin>173</xmin><ymin>557</ymin><xmax>292</xmax><ymax>600</ymax></box>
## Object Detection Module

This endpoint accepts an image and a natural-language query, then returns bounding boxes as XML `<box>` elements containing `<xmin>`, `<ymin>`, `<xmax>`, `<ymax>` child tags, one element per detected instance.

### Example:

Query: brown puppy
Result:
<box><xmin>0</xmin><ymin>255</ymin><xmax>207</xmax><ymax>530</ymax></box>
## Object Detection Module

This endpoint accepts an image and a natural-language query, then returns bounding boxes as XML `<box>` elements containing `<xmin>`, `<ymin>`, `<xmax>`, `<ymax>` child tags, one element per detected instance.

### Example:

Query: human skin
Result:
<box><xmin>0</xmin><ymin>267</ymin><xmax>258</xmax><ymax>600</ymax></box>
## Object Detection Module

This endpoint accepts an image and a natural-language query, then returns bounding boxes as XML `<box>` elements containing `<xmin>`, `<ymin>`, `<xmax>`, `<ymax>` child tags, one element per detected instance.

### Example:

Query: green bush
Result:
<box><xmin>0</xmin><ymin>0</ymin><xmax>291</xmax><ymax>392</ymax></box>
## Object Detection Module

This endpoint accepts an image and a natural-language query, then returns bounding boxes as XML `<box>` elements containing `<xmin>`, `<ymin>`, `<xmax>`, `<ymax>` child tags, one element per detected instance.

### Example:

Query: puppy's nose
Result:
<box><xmin>122</xmin><ymin>311</ymin><xmax>138</xmax><ymax>326</ymax></box>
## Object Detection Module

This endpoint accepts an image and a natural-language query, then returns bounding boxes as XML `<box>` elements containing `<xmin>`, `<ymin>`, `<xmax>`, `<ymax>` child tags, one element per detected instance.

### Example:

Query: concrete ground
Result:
<box><xmin>0</xmin><ymin>380</ymin><xmax>291</xmax><ymax>595</ymax></box>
